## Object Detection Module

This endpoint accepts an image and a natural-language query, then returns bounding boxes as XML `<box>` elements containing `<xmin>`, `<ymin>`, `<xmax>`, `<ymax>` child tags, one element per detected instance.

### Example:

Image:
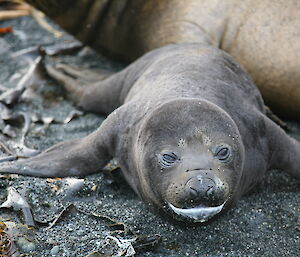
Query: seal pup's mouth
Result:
<box><xmin>168</xmin><ymin>201</ymin><xmax>226</xmax><ymax>223</ymax></box>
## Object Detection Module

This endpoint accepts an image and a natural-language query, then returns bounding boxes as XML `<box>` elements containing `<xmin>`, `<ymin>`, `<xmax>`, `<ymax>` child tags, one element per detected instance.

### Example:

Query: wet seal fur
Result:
<box><xmin>1</xmin><ymin>43</ymin><xmax>300</xmax><ymax>223</ymax></box>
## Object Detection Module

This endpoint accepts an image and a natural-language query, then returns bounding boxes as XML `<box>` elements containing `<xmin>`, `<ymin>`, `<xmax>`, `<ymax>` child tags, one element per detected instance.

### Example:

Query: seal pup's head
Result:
<box><xmin>134</xmin><ymin>98</ymin><xmax>245</xmax><ymax>223</ymax></box>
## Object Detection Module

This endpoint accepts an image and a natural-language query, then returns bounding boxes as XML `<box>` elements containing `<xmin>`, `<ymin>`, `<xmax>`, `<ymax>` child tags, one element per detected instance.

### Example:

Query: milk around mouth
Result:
<box><xmin>168</xmin><ymin>201</ymin><xmax>226</xmax><ymax>222</ymax></box>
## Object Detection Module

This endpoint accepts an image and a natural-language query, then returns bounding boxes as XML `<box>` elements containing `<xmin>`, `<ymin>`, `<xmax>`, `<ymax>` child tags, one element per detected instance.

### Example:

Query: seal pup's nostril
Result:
<box><xmin>206</xmin><ymin>186</ymin><xmax>214</xmax><ymax>197</ymax></box>
<box><xmin>186</xmin><ymin>177</ymin><xmax>216</xmax><ymax>198</ymax></box>
<box><xmin>183</xmin><ymin>176</ymin><xmax>227</xmax><ymax>208</ymax></box>
<box><xmin>189</xmin><ymin>186</ymin><xmax>198</xmax><ymax>198</ymax></box>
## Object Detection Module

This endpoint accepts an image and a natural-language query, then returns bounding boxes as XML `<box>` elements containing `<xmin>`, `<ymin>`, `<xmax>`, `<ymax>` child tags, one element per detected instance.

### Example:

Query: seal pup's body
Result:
<box><xmin>1</xmin><ymin>43</ymin><xmax>300</xmax><ymax>222</ymax></box>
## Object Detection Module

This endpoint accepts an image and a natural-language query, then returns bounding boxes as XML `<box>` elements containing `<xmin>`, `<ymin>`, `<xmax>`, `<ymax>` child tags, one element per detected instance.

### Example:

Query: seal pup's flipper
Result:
<box><xmin>0</xmin><ymin>122</ymin><xmax>113</xmax><ymax>178</ymax></box>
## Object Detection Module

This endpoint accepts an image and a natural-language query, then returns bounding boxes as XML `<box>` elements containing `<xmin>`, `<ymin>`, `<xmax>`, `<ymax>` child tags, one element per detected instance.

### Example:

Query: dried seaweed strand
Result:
<box><xmin>19</xmin><ymin>112</ymin><xmax>31</xmax><ymax>145</ymax></box>
<box><xmin>0</xmin><ymin>155</ymin><xmax>17</xmax><ymax>163</ymax></box>
<box><xmin>16</xmin><ymin>56</ymin><xmax>42</xmax><ymax>91</ymax></box>
<box><xmin>45</xmin><ymin>204</ymin><xmax>76</xmax><ymax>230</ymax></box>
<box><xmin>0</xmin><ymin>141</ymin><xmax>14</xmax><ymax>155</ymax></box>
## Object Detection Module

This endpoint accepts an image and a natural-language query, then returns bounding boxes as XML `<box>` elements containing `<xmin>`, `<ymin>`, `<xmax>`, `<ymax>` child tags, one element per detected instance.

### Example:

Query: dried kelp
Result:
<box><xmin>0</xmin><ymin>187</ymin><xmax>35</xmax><ymax>227</ymax></box>
<box><xmin>0</xmin><ymin>44</ymin><xmax>85</xmax><ymax>163</ymax></box>
<box><xmin>77</xmin><ymin>208</ymin><xmax>161</xmax><ymax>256</ymax></box>
<box><xmin>0</xmin><ymin>220</ymin><xmax>37</xmax><ymax>256</ymax></box>
<box><xmin>45</xmin><ymin>204</ymin><xmax>77</xmax><ymax>230</ymax></box>
<box><xmin>0</xmin><ymin>222</ymin><xmax>14</xmax><ymax>256</ymax></box>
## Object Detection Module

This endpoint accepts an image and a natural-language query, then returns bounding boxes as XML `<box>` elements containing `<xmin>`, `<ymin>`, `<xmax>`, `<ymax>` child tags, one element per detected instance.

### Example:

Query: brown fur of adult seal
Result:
<box><xmin>1</xmin><ymin>43</ymin><xmax>300</xmax><ymax>223</ymax></box>
<box><xmin>24</xmin><ymin>0</ymin><xmax>300</xmax><ymax>119</ymax></box>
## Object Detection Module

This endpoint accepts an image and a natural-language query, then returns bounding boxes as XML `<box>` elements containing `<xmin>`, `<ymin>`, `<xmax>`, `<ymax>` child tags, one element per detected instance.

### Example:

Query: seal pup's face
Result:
<box><xmin>134</xmin><ymin>99</ymin><xmax>245</xmax><ymax>223</ymax></box>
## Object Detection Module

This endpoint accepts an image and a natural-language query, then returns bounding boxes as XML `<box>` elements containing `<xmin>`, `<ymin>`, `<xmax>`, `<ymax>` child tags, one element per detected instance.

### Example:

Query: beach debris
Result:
<box><xmin>132</xmin><ymin>234</ymin><xmax>161</xmax><ymax>253</ymax></box>
<box><xmin>12</xmin><ymin>41</ymin><xmax>83</xmax><ymax>58</ymax></box>
<box><xmin>77</xmin><ymin>208</ymin><xmax>161</xmax><ymax>255</ymax></box>
<box><xmin>104</xmin><ymin>235</ymin><xmax>136</xmax><ymax>257</ymax></box>
<box><xmin>77</xmin><ymin>208</ymin><xmax>130</xmax><ymax>234</ymax></box>
<box><xmin>0</xmin><ymin>0</ymin><xmax>61</xmax><ymax>36</ymax></box>
<box><xmin>0</xmin><ymin>42</ymin><xmax>86</xmax><ymax>167</ymax></box>
<box><xmin>0</xmin><ymin>102</ymin><xmax>21</xmax><ymax>122</ymax></box>
<box><xmin>0</xmin><ymin>155</ymin><xmax>18</xmax><ymax>163</ymax></box>
<box><xmin>45</xmin><ymin>204</ymin><xmax>77</xmax><ymax>230</ymax></box>
<box><xmin>31</xmin><ymin>109</ymin><xmax>84</xmax><ymax>126</ymax></box>
<box><xmin>0</xmin><ymin>220</ymin><xmax>37</xmax><ymax>256</ymax></box>
<box><xmin>0</xmin><ymin>55</ymin><xmax>42</xmax><ymax>106</ymax></box>
<box><xmin>0</xmin><ymin>222</ymin><xmax>14</xmax><ymax>256</ymax></box>
<box><xmin>0</xmin><ymin>1</ymin><xmax>30</xmax><ymax>20</ymax></box>
<box><xmin>2</xmin><ymin>124</ymin><xmax>16</xmax><ymax>138</ymax></box>
<box><xmin>15</xmin><ymin>236</ymin><xmax>36</xmax><ymax>253</ymax></box>
<box><xmin>0</xmin><ymin>26</ymin><xmax>13</xmax><ymax>34</ymax></box>
<box><xmin>0</xmin><ymin>187</ymin><xmax>35</xmax><ymax>227</ymax></box>
<box><xmin>101</xmin><ymin>233</ymin><xmax>161</xmax><ymax>257</ymax></box>
<box><xmin>46</xmin><ymin>177</ymin><xmax>85</xmax><ymax>198</ymax></box>
<box><xmin>30</xmin><ymin>8</ymin><xmax>63</xmax><ymax>38</ymax></box>
<box><xmin>40</xmin><ymin>41</ymin><xmax>83</xmax><ymax>56</ymax></box>
<box><xmin>84</xmin><ymin>251</ymin><xmax>103</xmax><ymax>257</ymax></box>
<box><xmin>0</xmin><ymin>109</ymin><xmax>40</xmax><ymax>161</ymax></box>
<box><xmin>0</xmin><ymin>9</ymin><xmax>29</xmax><ymax>20</ymax></box>
<box><xmin>63</xmin><ymin>110</ymin><xmax>84</xmax><ymax>124</ymax></box>
<box><xmin>50</xmin><ymin>245</ymin><xmax>60</xmax><ymax>255</ymax></box>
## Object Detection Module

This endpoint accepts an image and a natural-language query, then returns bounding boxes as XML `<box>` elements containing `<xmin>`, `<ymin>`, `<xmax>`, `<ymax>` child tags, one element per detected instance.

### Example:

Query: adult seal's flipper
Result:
<box><xmin>46</xmin><ymin>64</ymin><xmax>114</xmax><ymax>105</ymax></box>
<box><xmin>261</xmin><ymin>113</ymin><xmax>300</xmax><ymax>180</ymax></box>
<box><xmin>0</xmin><ymin>122</ymin><xmax>113</xmax><ymax>178</ymax></box>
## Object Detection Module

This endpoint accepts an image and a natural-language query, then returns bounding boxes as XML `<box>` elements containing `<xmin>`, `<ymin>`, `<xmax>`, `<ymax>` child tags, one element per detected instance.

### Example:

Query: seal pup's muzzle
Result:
<box><xmin>165</xmin><ymin>170</ymin><xmax>229</xmax><ymax>223</ymax></box>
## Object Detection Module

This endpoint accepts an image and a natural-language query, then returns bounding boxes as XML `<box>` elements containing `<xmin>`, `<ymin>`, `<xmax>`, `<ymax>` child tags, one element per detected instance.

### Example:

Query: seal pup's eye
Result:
<box><xmin>214</xmin><ymin>146</ymin><xmax>231</xmax><ymax>161</ymax></box>
<box><xmin>158</xmin><ymin>152</ymin><xmax>179</xmax><ymax>168</ymax></box>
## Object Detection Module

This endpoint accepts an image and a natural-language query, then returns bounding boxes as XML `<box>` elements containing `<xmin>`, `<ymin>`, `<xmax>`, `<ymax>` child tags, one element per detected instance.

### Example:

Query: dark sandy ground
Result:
<box><xmin>0</xmin><ymin>16</ymin><xmax>300</xmax><ymax>257</ymax></box>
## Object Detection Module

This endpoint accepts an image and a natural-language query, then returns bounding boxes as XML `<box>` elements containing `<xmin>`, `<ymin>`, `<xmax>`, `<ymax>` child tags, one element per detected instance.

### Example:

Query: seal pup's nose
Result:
<box><xmin>187</xmin><ymin>176</ymin><xmax>215</xmax><ymax>198</ymax></box>
<box><xmin>185</xmin><ymin>175</ymin><xmax>225</xmax><ymax>207</ymax></box>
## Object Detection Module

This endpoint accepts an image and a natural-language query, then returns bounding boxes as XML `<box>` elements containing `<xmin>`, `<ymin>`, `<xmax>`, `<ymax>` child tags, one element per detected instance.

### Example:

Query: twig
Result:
<box><xmin>0</xmin><ymin>10</ymin><xmax>29</xmax><ymax>20</ymax></box>
<box><xmin>30</xmin><ymin>8</ymin><xmax>63</xmax><ymax>38</ymax></box>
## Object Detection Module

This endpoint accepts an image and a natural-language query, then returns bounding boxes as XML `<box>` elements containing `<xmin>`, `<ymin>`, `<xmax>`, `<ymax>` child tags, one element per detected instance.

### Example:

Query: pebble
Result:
<box><xmin>16</xmin><ymin>237</ymin><xmax>36</xmax><ymax>253</ymax></box>
<box><xmin>50</xmin><ymin>245</ymin><xmax>60</xmax><ymax>255</ymax></box>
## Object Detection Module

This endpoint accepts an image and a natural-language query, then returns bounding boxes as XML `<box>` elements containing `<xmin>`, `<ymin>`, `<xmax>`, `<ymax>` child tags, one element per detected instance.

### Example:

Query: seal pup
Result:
<box><xmin>1</xmin><ymin>43</ymin><xmax>300</xmax><ymax>223</ymax></box>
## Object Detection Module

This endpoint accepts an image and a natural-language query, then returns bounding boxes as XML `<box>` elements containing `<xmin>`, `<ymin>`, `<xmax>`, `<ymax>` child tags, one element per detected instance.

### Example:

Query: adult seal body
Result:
<box><xmin>23</xmin><ymin>0</ymin><xmax>300</xmax><ymax>119</ymax></box>
<box><xmin>1</xmin><ymin>43</ymin><xmax>300</xmax><ymax>223</ymax></box>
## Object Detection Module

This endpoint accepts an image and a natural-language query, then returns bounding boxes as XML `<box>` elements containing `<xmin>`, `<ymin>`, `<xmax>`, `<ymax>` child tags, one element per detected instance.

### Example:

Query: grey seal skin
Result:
<box><xmin>1</xmin><ymin>43</ymin><xmax>300</xmax><ymax>223</ymax></box>
<box><xmin>23</xmin><ymin>0</ymin><xmax>300</xmax><ymax>119</ymax></box>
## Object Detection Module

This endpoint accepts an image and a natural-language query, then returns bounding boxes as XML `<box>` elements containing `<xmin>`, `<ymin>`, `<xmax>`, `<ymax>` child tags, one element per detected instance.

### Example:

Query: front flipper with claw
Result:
<box><xmin>0</xmin><ymin>119</ymin><xmax>115</xmax><ymax>178</ymax></box>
